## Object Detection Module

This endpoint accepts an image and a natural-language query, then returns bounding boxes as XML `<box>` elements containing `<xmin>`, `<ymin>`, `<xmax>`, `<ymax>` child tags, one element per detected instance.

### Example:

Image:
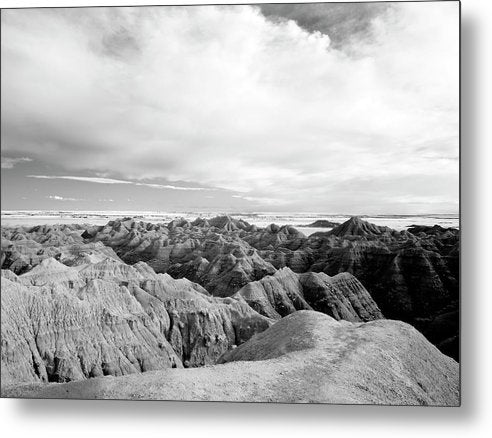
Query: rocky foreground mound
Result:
<box><xmin>2</xmin><ymin>311</ymin><xmax>459</xmax><ymax>406</ymax></box>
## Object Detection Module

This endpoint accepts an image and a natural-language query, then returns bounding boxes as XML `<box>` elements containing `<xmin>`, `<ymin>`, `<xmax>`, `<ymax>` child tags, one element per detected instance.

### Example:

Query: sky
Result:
<box><xmin>1</xmin><ymin>2</ymin><xmax>459</xmax><ymax>214</ymax></box>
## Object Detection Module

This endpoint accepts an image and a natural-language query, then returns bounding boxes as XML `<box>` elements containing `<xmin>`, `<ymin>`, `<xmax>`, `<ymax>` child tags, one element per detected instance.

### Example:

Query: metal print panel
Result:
<box><xmin>0</xmin><ymin>1</ymin><xmax>460</xmax><ymax>405</ymax></box>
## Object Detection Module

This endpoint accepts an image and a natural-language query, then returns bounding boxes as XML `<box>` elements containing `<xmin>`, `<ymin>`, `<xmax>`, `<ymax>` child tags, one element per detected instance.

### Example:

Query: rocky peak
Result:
<box><xmin>207</xmin><ymin>215</ymin><xmax>252</xmax><ymax>232</ymax></box>
<box><xmin>329</xmin><ymin>216</ymin><xmax>392</xmax><ymax>237</ymax></box>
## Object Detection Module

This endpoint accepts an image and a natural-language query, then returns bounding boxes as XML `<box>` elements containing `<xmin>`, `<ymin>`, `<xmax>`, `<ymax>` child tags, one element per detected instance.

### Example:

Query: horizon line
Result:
<box><xmin>0</xmin><ymin>209</ymin><xmax>460</xmax><ymax>217</ymax></box>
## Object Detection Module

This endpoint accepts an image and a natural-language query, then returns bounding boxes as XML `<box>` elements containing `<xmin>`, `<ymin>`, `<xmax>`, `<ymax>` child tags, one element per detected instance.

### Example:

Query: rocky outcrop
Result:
<box><xmin>1</xmin><ymin>273</ymin><xmax>182</xmax><ymax>384</ymax></box>
<box><xmin>407</xmin><ymin>224</ymin><xmax>459</xmax><ymax>237</ymax></box>
<box><xmin>234</xmin><ymin>267</ymin><xmax>383</xmax><ymax>322</ymax></box>
<box><xmin>129</xmin><ymin>270</ymin><xmax>272</xmax><ymax>367</ymax></box>
<box><xmin>328</xmin><ymin>216</ymin><xmax>404</xmax><ymax>237</ymax></box>
<box><xmin>300</xmin><ymin>219</ymin><xmax>340</xmax><ymax>228</ymax></box>
<box><xmin>81</xmin><ymin>217</ymin><xmax>278</xmax><ymax>297</ymax></box>
<box><xmin>300</xmin><ymin>271</ymin><xmax>384</xmax><ymax>321</ymax></box>
<box><xmin>207</xmin><ymin>215</ymin><xmax>255</xmax><ymax>232</ymax></box>
<box><xmin>1</xmin><ymin>228</ymin><xmax>121</xmax><ymax>275</ymax></box>
<box><xmin>2</xmin><ymin>223</ymin><xmax>86</xmax><ymax>246</ymax></box>
<box><xmin>1</xmin><ymin>255</ymin><xmax>272</xmax><ymax>385</ymax></box>
<box><xmin>260</xmin><ymin>217</ymin><xmax>460</xmax><ymax>360</ymax></box>
<box><xmin>166</xmin><ymin>244</ymin><xmax>276</xmax><ymax>298</ymax></box>
<box><xmin>233</xmin><ymin>268</ymin><xmax>311</xmax><ymax>319</ymax></box>
<box><xmin>242</xmin><ymin>224</ymin><xmax>307</xmax><ymax>251</ymax></box>
<box><xmin>4</xmin><ymin>311</ymin><xmax>459</xmax><ymax>405</ymax></box>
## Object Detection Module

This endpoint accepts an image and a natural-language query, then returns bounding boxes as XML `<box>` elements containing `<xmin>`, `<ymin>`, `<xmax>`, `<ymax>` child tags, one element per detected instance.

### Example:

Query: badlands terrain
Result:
<box><xmin>0</xmin><ymin>215</ymin><xmax>460</xmax><ymax>405</ymax></box>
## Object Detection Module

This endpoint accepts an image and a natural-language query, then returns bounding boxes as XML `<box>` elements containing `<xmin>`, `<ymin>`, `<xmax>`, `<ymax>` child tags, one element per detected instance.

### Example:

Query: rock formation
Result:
<box><xmin>300</xmin><ymin>219</ymin><xmax>340</xmax><ymax>228</ymax></box>
<box><xmin>327</xmin><ymin>216</ymin><xmax>403</xmax><ymax>237</ymax></box>
<box><xmin>3</xmin><ymin>311</ymin><xmax>459</xmax><ymax>406</ymax></box>
<box><xmin>2</xmin><ymin>216</ymin><xmax>459</xmax><ymax>360</ymax></box>
<box><xmin>259</xmin><ymin>217</ymin><xmax>460</xmax><ymax>360</ymax></box>
<box><xmin>234</xmin><ymin>267</ymin><xmax>383</xmax><ymax>322</ymax></box>
<box><xmin>1</xmin><ymin>213</ymin><xmax>460</xmax><ymax>402</ymax></box>
<box><xmin>80</xmin><ymin>217</ymin><xmax>278</xmax><ymax>296</ymax></box>
<box><xmin>1</xmin><ymin>254</ymin><xmax>272</xmax><ymax>385</ymax></box>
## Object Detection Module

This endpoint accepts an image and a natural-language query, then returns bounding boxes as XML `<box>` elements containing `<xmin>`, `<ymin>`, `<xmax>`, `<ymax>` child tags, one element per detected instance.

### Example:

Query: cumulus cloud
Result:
<box><xmin>1</xmin><ymin>156</ymin><xmax>32</xmax><ymax>169</ymax></box>
<box><xmin>1</xmin><ymin>3</ymin><xmax>459</xmax><ymax>212</ymax></box>
<box><xmin>260</xmin><ymin>2</ymin><xmax>392</xmax><ymax>50</ymax></box>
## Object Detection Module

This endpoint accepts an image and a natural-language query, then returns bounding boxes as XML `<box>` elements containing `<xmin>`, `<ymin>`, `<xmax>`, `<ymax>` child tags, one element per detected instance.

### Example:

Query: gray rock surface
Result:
<box><xmin>3</xmin><ymin>311</ymin><xmax>459</xmax><ymax>406</ymax></box>
<box><xmin>234</xmin><ymin>267</ymin><xmax>383</xmax><ymax>321</ymax></box>
<box><xmin>1</xmin><ymin>255</ymin><xmax>271</xmax><ymax>384</ymax></box>
<box><xmin>300</xmin><ymin>219</ymin><xmax>340</xmax><ymax>228</ymax></box>
<box><xmin>1</xmin><ymin>213</ymin><xmax>460</xmax><ymax>402</ymax></box>
<box><xmin>2</xmin><ymin>216</ymin><xmax>460</xmax><ymax>360</ymax></box>
<box><xmin>261</xmin><ymin>217</ymin><xmax>460</xmax><ymax>360</ymax></box>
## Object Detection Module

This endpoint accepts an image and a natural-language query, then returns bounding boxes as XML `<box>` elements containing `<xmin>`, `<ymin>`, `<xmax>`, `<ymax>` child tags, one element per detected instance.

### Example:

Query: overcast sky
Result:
<box><xmin>1</xmin><ymin>2</ymin><xmax>459</xmax><ymax>214</ymax></box>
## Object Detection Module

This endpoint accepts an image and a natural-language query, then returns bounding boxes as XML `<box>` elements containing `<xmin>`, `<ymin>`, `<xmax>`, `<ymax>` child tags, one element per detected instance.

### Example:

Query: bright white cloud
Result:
<box><xmin>232</xmin><ymin>194</ymin><xmax>288</xmax><ymax>206</ymax></box>
<box><xmin>1</xmin><ymin>156</ymin><xmax>32</xmax><ymax>169</ymax></box>
<box><xmin>47</xmin><ymin>195</ymin><xmax>82</xmax><ymax>201</ymax></box>
<box><xmin>29</xmin><ymin>175</ymin><xmax>133</xmax><ymax>184</ymax></box>
<box><xmin>27</xmin><ymin>175</ymin><xmax>209</xmax><ymax>190</ymax></box>
<box><xmin>134</xmin><ymin>182</ymin><xmax>208</xmax><ymax>191</ymax></box>
<box><xmin>1</xmin><ymin>3</ymin><xmax>459</xmax><ymax>213</ymax></box>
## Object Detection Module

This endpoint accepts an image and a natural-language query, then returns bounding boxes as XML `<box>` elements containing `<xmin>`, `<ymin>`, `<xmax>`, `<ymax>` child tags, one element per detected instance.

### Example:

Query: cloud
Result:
<box><xmin>47</xmin><ymin>195</ymin><xmax>82</xmax><ymax>201</ymax></box>
<box><xmin>29</xmin><ymin>175</ymin><xmax>133</xmax><ymax>184</ymax></box>
<box><xmin>1</xmin><ymin>4</ymin><xmax>459</xmax><ymax>212</ymax></box>
<box><xmin>134</xmin><ymin>182</ymin><xmax>208</xmax><ymax>191</ymax></box>
<box><xmin>260</xmin><ymin>2</ymin><xmax>392</xmax><ymax>50</ymax></box>
<box><xmin>27</xmin><ymin>175</ymin><xmax>209</xmax><ymax>190</ymax></box>
<box><xmin>1</xmin><ymin>156</ymin><xmax>32</xmax><ymax>169</ymax></box>
<box><xmin>232</xmin><ymin>194</ymin><xmax>289</xmax><ymax>206</ymax></box>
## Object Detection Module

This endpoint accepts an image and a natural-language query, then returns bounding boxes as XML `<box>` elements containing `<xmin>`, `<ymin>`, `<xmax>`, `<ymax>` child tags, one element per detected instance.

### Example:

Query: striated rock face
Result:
<box><xmin>1</xmin><ymin>224</ymin><xmax>93</xmax><ymax>273</ymax></box>
<box><xmin>233</xmin><ymin>268</ymin><xmax>311</xmax><ymax>319</ymax></box>
<box><xmin>166</xmin><ymin>244</ymin><xmax>276</xmax><ymax>298</ymax></box>
<box><xmin>129</xmin><ymin>269</ymin><xmax>272</xmax><ymax>367</ymax></box>
<box><xmin>2</xmin><ymin>223</ymin><xmax>86</xmax><ymax>246</ymax></box>
<box><xmin>1</xmin><ymin>273</ymin><xmax>182</xmax><ymax>384</ymax></box>
<box><xmin>234</xmin><ymin>267</ymin><xmax>383</xmax><ymax>322</ymax></box>
<box><xmin>328</xmin><ymin>216</ymin><xmax>402</xmax><ymax>237</ymax></box>
<box><xmin>407</xmin><ymin>224</ymin><xmax>459</xmax><ymax>237</ymax></box>
<box><xmin>1</xmin><ymin>254</ymin><xmax>272</xmax><ymax>385</ymax></box>
<box><xmin>1</xmin><ymin>225</ymin><xmax>122</xmax><ymax>275</ymax></box>
<box><xmin>242</xmin><ymin>224</ymin><xmax>307</xmax><ymax>251</ymax></box>
<box><xmin>4</xmin><ymin>311</ymin><xmax>459</xmax><ymax>406</ymax></box>
<box><xmin>81</xmin><ymin>217</ymin><xmax>278</xmax><ymax>297</ymax></box>
<box><xmin>69</xmin><ymin>217</ymin><xmax>310</xmax><ymax>299</ymax></box>
<box><xmin>300</xmin><ymin>271</ymin><xmax>384</xmax><ymax>322</ymax></box>
<box><xmin>207</xmin><ymin>215</ymin><xmax>254</xmax><ymax>232</ymax></box>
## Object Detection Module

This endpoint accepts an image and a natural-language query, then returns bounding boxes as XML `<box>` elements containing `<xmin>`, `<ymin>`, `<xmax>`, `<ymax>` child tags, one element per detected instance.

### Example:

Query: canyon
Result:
<box><xmin>1</xmin><ymin>215</ymin><xmax>459</xmax><ymax>405</ymax></box>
